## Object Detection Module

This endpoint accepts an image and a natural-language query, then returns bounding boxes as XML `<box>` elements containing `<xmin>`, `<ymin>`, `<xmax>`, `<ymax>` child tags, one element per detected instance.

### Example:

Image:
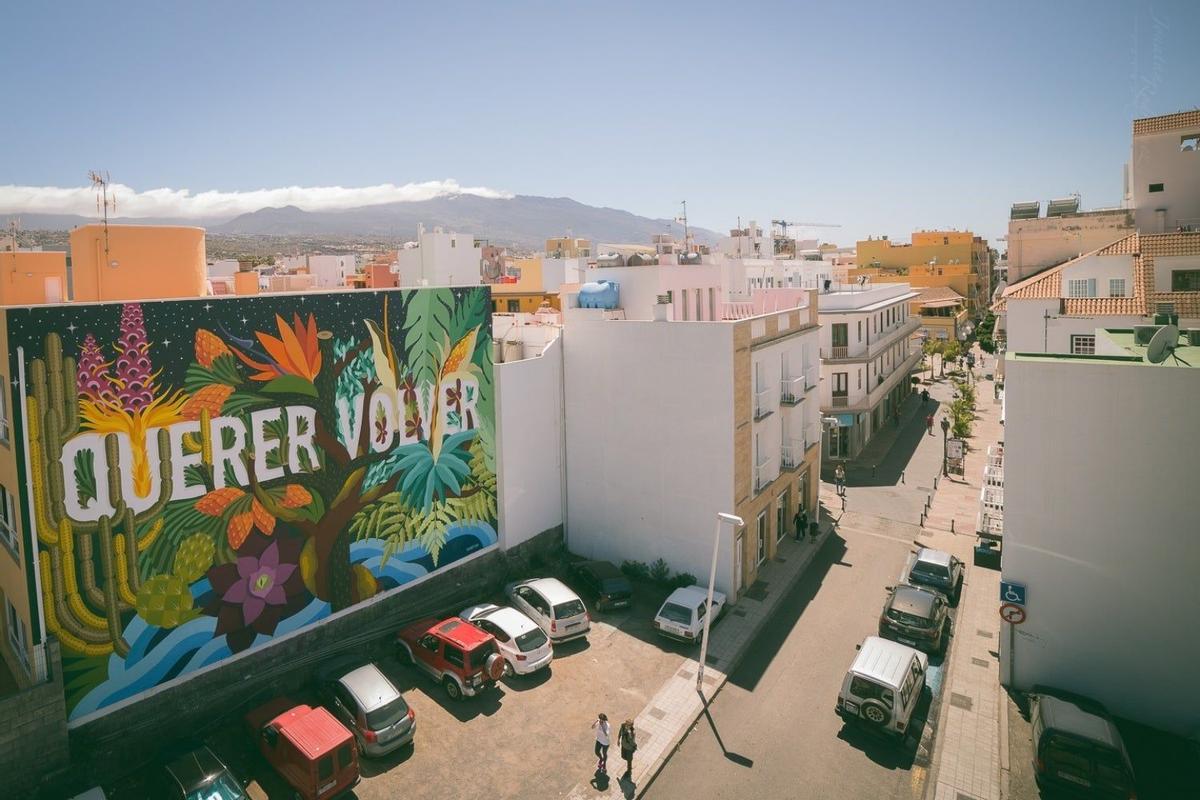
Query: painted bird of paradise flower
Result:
<box><xmin>227</xmin><ymin>313</ymin><xmax>323</xmax><ymax>389</ymax></box>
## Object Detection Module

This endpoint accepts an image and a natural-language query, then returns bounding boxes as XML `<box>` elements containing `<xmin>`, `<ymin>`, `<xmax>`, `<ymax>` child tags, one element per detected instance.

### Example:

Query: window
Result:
<box><xmin>1183</xmin><ymin>134</ymin><xmax>1200</xmax><ymax>152</ymax></box>
<box><xmin>1109</xmin><ymin>278</ymin><xmax>1126</xmax><ymax>297</ymax></box>
<box><xmin>450</xmin><ymin>239</ymin><xmax>456</xmax><ymax>248</ymax></box>
<box><xmin>1070</xmin><ymin>335</ymin><xmax>1095</xmax><ymax>355</ymax></box>
<box><xmin>317</xmin><ymin>754</ymin><xmax>334</xmax><ymax>781</ymax></box>
<box><xmin>1148</xmin><ymin>183</ymin><xmax>1164</xmax><ymax>193</ymax></box>
<box><xmin>831</xmin><ymin>323</ymin><xmax>848</xmax><ymax>347</ymax></box>
<box><xmin>1172</xmin><ymin>270</ymin><xmax>1200</xmax><ymax>291</ymax></box>
<box><xmin>756</xmin><ymin>511</ymin><xmax>767</xmax><ymax>565</ymax></box>
<box><xmin>443</xmin><ymin>644</ymin><xmax>464</xmax><ymax>668</ymax></box>
<box><xmin>832</xmin><ymin>372</ymin><xmax>848</xmax><ymax>396</ymax></box>
<box><xmin>337</xmin><ymin>743</ymin><xmax>353</xmax><ymax>769</ymax></box>
<box><xmin>856</xmin><ymin>320</ymin><xmax>862</xmax><ymax>342</ymax></box>
<box><xmin>5</xmin><ymin>597</ymin><xmax>28</xmax><ymax>671</ymax></box>
<box><xmin>857</xmin><ymin>369</ymin><xmax>862</xmax><ymax>390</ymax></box>
<box><xmin>0</xmin><ymin>486</ymin><xmax>16</xmax><ymax>559</ymax></box>
<box><xmin>1067</xmin><ymin>278</ymin><xmax>1097</xmax><ymax>297</ymax></box>
<box><xmin>943</xmin><ymin>236</ymin><xmax>949</xmax><ymax>245</ymax></box>
<box><xmin>506</xmin><ymin>299</ymin><xmax>521</xmax><ymax>313</ymax></box>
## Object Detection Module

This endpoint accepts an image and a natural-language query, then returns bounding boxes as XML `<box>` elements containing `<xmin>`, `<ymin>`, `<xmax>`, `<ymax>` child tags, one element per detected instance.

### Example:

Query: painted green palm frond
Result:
<box><xmin>449</xmin><ymin>286</ymin><xmax>490</xmax><ymax>344</ymax></box>
<box><xmin>401</xmin><ymin>289</ymin><xmax>453</xmax><ymax>386</ymax></box>
<box><xmin>73</xmin><ymin>449</ymin><xmax>97</xmax><ymax>509</ymax></box>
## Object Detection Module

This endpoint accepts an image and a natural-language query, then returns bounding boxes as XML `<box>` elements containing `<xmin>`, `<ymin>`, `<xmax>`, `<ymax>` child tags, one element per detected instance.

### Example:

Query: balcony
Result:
<box><xmin>754</xmin><ymin>455</ymin><xmax>776</xmax><ymax>494</ymax></box>
<box><xmin>754</xmin><ymin>388</ymin><xmax>773</xmax><ymax>421</ymax></box>
<box><xmin>822</xmin><ymin>317</ymin><xmax>922</xmax><ymax>363</ymax></box>
<box><xmin>804</xmin><ymin>365</ymin><xmax>819</xmax><ymax>391</ymax></box>
<box><xmin>825</xmin><ymin>345</ymin><xmax>849</xmax><ymax>359</ymax></box>
<box><xmin>780</xmin><ymin>376</ymin><xmax>804</xmax><ymax>406</ymax></box>
<box><xmin>780</xmin><ymin>439</ymin><xmax>804</xmax><ymax>470</ymax></box>
<box><xmin>831</xmin><ymin>394</ymin><xmax>849</xmax><ymax>408</ymax></box>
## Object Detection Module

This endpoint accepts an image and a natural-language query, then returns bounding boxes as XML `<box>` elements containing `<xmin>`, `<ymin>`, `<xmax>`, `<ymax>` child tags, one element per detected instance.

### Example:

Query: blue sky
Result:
<box><xmin>2</xmin><ymin>0</ymin><xmax>1197</xmax><ymax>247</ymax></box>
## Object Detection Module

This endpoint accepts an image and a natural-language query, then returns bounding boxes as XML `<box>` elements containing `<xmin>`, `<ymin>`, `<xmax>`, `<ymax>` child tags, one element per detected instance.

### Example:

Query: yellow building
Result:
<box><xmin>910</xmin><ymin>286</ymin><xmax>970</xmax><ymax>341</ymax></box>
<box><xmin>854</xmin><ymin>230</ymin><xmax>990</xmax><ymax>315</ymax></box>
<box><xmin>544</xmin><ymin>237</ymin><xmax>591</xmax><ymax>258</ymax></box>
<box><xmin>490</xmin><ymin>257</ymin><xmax>561</xmax><ymax>313</ymax></box>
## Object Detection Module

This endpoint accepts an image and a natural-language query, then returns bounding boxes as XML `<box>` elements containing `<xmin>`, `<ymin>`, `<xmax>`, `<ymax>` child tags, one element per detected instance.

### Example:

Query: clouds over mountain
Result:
<box><xmin>0</xmin><ymin>179</ymin><xmax>514</xmax><ymax>219</ymax></box>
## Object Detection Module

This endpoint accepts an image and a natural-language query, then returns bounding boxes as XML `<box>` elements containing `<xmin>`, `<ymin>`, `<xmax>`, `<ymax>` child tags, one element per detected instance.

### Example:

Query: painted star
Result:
<box><xmin>241</xmin><ymin>317</ymin><xmax>249</xmax><ymax>325</ymax></box>
<box><xmin>203</xmin><ymin>303</ymin><xmax>213</xmax><ymax>312</ymax></box>
<box><xmin>67</xmin><ymin>323</ymin><xmax>77</xmax><ymax>333</ymax></box>
<box><xmin>161</xmin><ymin>339</ymin><xmax>172</xmax><ymax>347</ymax></box>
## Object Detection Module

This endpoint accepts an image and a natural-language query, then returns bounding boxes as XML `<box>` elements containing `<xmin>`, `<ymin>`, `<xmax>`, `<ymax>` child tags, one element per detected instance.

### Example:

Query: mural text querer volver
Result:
<box><xmin>7</xmin><ymin>287</ymin><xmax>495</xmax><ymax>720</ymax></box>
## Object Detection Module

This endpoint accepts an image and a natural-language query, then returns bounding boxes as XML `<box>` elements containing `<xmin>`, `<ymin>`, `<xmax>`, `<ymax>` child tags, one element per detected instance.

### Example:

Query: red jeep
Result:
<box><xmin>245</xmin><ymin>696</ymin><xmax>359</xmax><ymax>800</ymax></box>
<box><xmin>396</xmin><ymin>617</ymin><xmax>506</xmax><ymax>700</ymax></box>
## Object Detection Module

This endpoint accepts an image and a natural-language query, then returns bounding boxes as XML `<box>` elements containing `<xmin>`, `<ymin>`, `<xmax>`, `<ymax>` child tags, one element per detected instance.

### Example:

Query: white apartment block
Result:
<box><xmin>395</xmin><ymin>225</ymin><xmax>483</xmax><ymax>287</ymax></box>
<box><xmin>818</xmin><ymin>283</ymin><xmax>921</xmax><ymax>459</ymax></box>
<box><xmin>1129</xmin><ymin>110</ymin><xmax>1200</xmax><ymax>234</ymax></box>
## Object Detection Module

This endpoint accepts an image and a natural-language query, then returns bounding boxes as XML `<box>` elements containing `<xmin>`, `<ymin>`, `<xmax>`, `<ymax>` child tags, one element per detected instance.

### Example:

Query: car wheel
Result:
<box><xmin>502</xmin><ymin>659</ymin><xmax>515</xmax><ymax>679</ymax></box>
<box><xmin>443</xmin><ymin>676</ymin><xmax>462</xmax><ymax>701</ymax></box>
<box><xmin>860</xmin><ymin>700</ymin><xmax>889</xmax><ymax>726</ymax></box>
<box><xmin>398</xmin><ymin>642</ymin><xmax>413</xmax><ymax>664</ymax></box>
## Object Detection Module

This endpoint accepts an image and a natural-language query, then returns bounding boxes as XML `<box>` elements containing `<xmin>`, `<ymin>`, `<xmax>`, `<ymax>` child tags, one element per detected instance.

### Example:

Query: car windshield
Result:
<box><xmin>553</xmin><ymin>599</ymin><xmax>586</xmax><ymax>619</ymax></box>
<box><xmin>186</xmin><ymin>772</ymin><xmax>245</xmax><ymax>800</ymax></box>
<box><xmin>887</xmin><ymin>607</ymin><xmax>933</xmax><ymax>628</ymax></box>
<box><xmin>601</xmin><ymin>578</ymin><xmax>631</xmax><ymax>594</ymax></box>
<box><xmin>364</xmin><ymin>694</ymin><xmax>409</xmax><ymax>729</ymax></box>
<box><xmin>659</xmin><ymin>602</ymin><xmax>692</xmax><ymax>625</ymax></box>
<box><xmin>515</xmin><ymin>627</ymin><xmax>548</xmax><ymax>652</ymax></box>
<box><xmin>912</xmin><ymin>560</ymin><xmax>949</xmax><ymax>580</ymax></box>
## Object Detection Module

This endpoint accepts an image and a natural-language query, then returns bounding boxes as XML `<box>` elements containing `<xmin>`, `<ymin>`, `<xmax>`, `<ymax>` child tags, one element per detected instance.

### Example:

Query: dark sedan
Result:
<box><xmin>568</xmin><ymin>560</ymin><xmax>634</xmax><ymax>611</ymax></box>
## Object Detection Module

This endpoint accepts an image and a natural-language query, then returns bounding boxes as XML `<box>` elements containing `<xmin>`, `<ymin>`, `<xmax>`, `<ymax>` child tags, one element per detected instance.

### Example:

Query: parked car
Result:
<box><xmin>317</xmin><ymin>661</ymin><xmax>415</xmax><ymax>757</ymax></box>
<box><xmin>148</xmin><ymin>745</ymin><xmax>246</xmax><ymax>800</ymax></box>
<box><xmin>973</xmin><ymin>536</ymin><xmax>1002</xmax><ymax>569</ymax></box>
<box><xmin>1030</xmin><ymin>688</ymin><xmax>1137</xmax><ymax>798</ymax></box>
<box><xmin>568</xmin><ymin>560</ymin><xmax>634</xmax><ymax>611</ymax></box>
<box><xmin>901</xmin><ymin>547</ymin><xmax>965</xmax><ymax>605</ymax></box>
<box><xmin>836</xmin><ymin>636</ymin><xmax>928</xmax><ymax>739</ymax></box>
<box><xmin>245</xmin><ymin>697</ymin><xmax>359</xmax><ymax>800</ymax></box>
<box><xmin>878</xmin><ymin>584</ymin><xmax>950</xmax><ymax>655</ymax></box>
<box><xmin>505</xmin><ymin>578</ymin><xmax>591</xmax><ymax>643</ymax></box>
<box><xmin>397</xmin><ymin>616</ymin><xmax>506</xmax><ymax>700</ymax></box>
<box><xmin>459</xmin><ymin>603</ymin><xmax>553</xmax><ymax>676</ymax></box>
<box><xmin>652</xmin><ymin>585</ymin><xmax>726</xmax><ymax>644</ymax></box>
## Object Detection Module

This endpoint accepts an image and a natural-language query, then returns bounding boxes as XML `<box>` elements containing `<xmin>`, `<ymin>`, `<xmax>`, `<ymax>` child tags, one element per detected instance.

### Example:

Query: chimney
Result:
<box><xmin>653</xmin><ymin>294</ymin><xmax>671</xmax><ymax>321</ymax></box>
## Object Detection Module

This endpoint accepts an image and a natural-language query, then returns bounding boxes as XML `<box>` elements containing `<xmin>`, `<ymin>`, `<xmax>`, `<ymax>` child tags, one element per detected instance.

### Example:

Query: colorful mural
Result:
<box><xmin>5</xmin><ymin>287</ymin><xmax>496</xmax><ymax>720</ymax></box>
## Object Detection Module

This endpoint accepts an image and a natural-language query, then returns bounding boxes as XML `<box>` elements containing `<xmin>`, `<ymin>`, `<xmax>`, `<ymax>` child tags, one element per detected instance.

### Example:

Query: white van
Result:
<box><xmin>836</xmin><ymin>636</ymin><xmax>928</xmax><ymax>738</ymax></box>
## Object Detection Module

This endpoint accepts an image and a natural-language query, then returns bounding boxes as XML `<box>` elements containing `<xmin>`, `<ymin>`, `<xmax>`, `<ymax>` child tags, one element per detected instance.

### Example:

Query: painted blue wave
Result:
<box><xmin>71</xmin><ymin>521</ymin><xmax>497</xmax><ymax>721</ymax></box>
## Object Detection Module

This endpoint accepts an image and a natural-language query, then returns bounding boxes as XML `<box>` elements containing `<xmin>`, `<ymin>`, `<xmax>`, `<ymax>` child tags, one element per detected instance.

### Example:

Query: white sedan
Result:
<box><xmin>458</xmin><ymin>603</ymin><xmax>554</xmax><ymax>677</ymax></box>
<box><xmin>653</xmin><ymin>586</ymin><xmax>727</xmax><ymax>644</ymax></box>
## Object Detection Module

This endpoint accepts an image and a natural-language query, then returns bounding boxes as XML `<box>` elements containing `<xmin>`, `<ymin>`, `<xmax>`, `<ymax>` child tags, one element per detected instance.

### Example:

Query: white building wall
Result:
<box><xmin>305</xmin><ymin>255</ymin><xmax>355</xmax><ymax>289</ymax></box>
<box><xmin>1006</xmin><ymin>212</ymin><xmax>1135</xmax><ymax>283</ymax></box>
<box><xmin>394</xmin><ymin>228</ymin><xmax>482</xmax><ymax>287</ymax></box>
<box><xmin>1132</xmin><ymin>127</ymin><xmax>1200</xmax><ymax>233</ymax></box>
<box><xmin>1154</xmin><ymin>254</ymin><xmax>1200</xmax><ymax>294</ymax></box>
<box><xmin>495</xmin><ymin>336</ymin><xmax>565</xmax><ymax>550</ymax></box>
<box><xmin>1002</xmin><ymin>354</ymin><xmax>1200</xmax><ymax>737</ymax></box>
<box><xmin>562</xmin><ymin>311</ymin><xmax>738</xmax><ymax>595</ymax></box>
<box><xmin>582</xmin><ymin>263</ymin><xmax>724</xmax><ymax>321</ymax></box>
<box><xmin>207</xmin><ymin>259</ymin><xmax>240</xmax><ymax>278</ymax></box>
<box><xmin>1005</xmin><ymin>298</ymin><xmax>1142</xmax><ymax>355</ymax></box>
<box><xmin>1059</xmin><ymin>254</ymin><xmax>1135</xmax><ymax>297</ymax></box>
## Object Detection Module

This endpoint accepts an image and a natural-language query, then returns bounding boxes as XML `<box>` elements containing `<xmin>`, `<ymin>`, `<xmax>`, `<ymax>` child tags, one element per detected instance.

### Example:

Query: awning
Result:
<box><xmin>836</xmin><ymin>413</ymin><xmax>855</xmax><ymax>427</ymax></box>
<box><xmin>921</xmin><ymin>299</ymin><xmax>964</xmax><ymax>309</ymax></box>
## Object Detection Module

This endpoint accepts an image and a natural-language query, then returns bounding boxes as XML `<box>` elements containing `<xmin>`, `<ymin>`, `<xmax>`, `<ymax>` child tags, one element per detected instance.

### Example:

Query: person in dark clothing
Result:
<box><xmin>618</xmin><ymin>719</ymin><xmax>637</xmax><ymax>777</ymax></box>
<box><xmin>793</xmin><ymin>507</ymin><xmax>808</xmax><ymax>541</ymax></box>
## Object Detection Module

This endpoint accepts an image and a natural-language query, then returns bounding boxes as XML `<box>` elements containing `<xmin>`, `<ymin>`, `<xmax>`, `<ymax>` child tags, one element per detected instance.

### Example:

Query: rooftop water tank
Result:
<box><xmin>578</xmin><ymin>280</ymin><xmax>620</xmax><ymax>310</ymax></box>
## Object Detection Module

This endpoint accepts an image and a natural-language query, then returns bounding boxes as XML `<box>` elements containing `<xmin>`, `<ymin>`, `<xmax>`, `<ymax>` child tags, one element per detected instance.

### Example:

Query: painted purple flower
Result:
<box><xmin>76</xmin><ymin>333</ymin><xmax>119</xmax><ymax>404</ymax></box>
<box><xmin>114</xmin><ymin>303</ymin><xmax>155</xmax><ymax>412</ymax></box>
<box><xmin>204</xmin><ymin>532</ymin><xmax>308</xmax><ymax>653</ymax></box>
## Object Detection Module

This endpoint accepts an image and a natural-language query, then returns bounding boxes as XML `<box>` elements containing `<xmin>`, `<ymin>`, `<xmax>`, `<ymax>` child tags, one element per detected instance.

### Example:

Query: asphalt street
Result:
<box><xmin>646</xmin><ymin>392</ymin><xmax>952</xmax><ymax>800</ymax></box>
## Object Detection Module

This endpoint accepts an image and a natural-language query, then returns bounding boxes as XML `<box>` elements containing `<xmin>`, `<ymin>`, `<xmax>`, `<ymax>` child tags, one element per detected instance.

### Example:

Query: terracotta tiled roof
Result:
<box><xmin>1132</xmin><ymin>110</ymin><xmax>1200</xmax><ymax>136</ymax></box>
<box><xmin>912</xmin><ymin>285</ymin><xmax>965</xmax><ymax>306</ymax></box>
<box><xmin>992</xmin><ymin>231</ymin><xmax>1200</xmax><ymax>315</ymax></box>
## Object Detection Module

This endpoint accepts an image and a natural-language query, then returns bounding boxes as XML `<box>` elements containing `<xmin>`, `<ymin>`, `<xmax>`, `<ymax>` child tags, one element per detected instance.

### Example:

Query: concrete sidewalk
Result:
<box><xmin>921</xmin><ymin>346</ymin><xmax>1009</xmax><ymax>800</ymax></box>
<box><xmin>566</xmin><ymin>510</ymin><xmax>838</xmax><ymax>800</ymax></box>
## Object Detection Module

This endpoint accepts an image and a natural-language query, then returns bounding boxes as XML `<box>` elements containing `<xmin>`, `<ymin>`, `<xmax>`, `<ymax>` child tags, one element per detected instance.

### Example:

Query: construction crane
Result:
<box><xmin>771</xmin><ymin>219</ymin><xmax>841</xmax><ymax>235</ymax></box>
<box><xmin>770</xmin><ymin>219</ymin><xmax>842</xmax><ymax>258</ymax></box>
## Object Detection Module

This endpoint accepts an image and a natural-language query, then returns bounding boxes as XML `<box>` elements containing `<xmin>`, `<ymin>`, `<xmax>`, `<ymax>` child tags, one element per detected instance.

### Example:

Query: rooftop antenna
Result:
<box><xmin>675</xmin><ymin>200</ymin><xmax>690</xmax><ymax>253</ymax></box>
<box><xmin>6</xmin><ymin>218</ymin><xmax>18</xmax><ymax>252</ymax></box>
<box><xmin>1145</xmin><ymin>324</ymin><xmax>1188</xmax><ymax>365</ymax></box>
<box><xmin>88</xmin><ymin>170</ymin><xmax>117</xmax><ymax>266</ymax></box>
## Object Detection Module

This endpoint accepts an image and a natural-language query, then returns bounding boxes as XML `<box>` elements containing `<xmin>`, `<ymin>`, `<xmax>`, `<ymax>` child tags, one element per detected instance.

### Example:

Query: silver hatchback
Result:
<box><xmin>320</xmin><ymin>662</ymin><xmax>415</xmax><ymax>757</ymax></box>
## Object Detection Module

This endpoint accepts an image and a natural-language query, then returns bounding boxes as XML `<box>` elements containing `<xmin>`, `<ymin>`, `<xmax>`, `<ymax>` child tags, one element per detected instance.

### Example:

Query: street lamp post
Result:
<box><xmin>940</xmin><ymin>416</ymin><xmax>950</xmax><ymax>476</ymax></box>
<box><xmin>697</xmin><ymin>512</ymin><xmax>744</xmax><ymax>694</ymax></box>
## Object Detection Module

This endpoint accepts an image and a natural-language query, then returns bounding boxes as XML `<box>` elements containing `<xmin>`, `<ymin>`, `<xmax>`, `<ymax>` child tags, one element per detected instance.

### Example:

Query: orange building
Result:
<box><xmin>69</xmin><ymin>224</ymin><xmax>206</xmax><ymax>302</ymax></box>
<box><xmin>0</xmin><ymin>250</ymin><xmax>69</xmax><ymax>305</ymax></box>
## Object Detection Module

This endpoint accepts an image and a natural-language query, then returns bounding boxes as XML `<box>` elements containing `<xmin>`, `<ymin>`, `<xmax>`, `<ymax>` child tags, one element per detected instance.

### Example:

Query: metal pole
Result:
<box><xmin>698</xmin><ymin>513</ymin><xmax>742</xmax><ymax>693</ymax></box>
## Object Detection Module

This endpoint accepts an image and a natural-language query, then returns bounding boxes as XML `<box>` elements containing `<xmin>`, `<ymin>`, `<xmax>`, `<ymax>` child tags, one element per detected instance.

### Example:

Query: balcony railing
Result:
<box><xmin>980</xmin><ymin>485</ymin><xmax>1003</xmax><ymax>512</ymax></box>
<box><xmin>825</xmin><ymin>345</ymin><xmax>849</xmax><ymax>359</ymax></box>
<box><xmin>831</xmin><ymin>394</ymin><xmax>849</xmax><ymax>408</ymax></box>
<box><xmin>983</xmin><ymin>464</ymin><xmax>1004</xmax><ymax>487</ymax></box>
<box><xmin>978</xmin><ymin>509</ymin><xmax>1004</xmax><ymax>537</ymax></box>
<box><xmin>754</xmin><ymin>456</ymin><xmax>775</xmax><ymax>494</ymax></box>
<box><xmin>754</xmin><ymin>388</ymin><xmax>773</xmax><ymax>420</ymax></box>
<box><xmin>780</xmin><ymin>376</ymin><xmax>804</xmax><ymax>406</ymax></box>
<box><xmin>780</xmin><ymin>439</ymin><xmax>804</xmax><ymax>470</ymax></box>
<box><xmin>804</xmin><ymin>365</ymin><xmax>819</xmax><ymax>391</ymax></box>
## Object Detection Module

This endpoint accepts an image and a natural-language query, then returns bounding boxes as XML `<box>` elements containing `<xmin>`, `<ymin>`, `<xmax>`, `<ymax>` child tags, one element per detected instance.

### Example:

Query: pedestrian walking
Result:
<box><xmin>618</xmin><ymin>719</ymin><xmax>637</xmax><ymax>777</ymax></box>
<box><xmin>834</xmin><ymin>463</ymin><xmax>846</xmax><ymax>496</ymax></box>
<box><xmin>925</xmin><ymin>413</ymin><xmax>934</xmax><ymax>436</ymax></box>
<box><xmin>921</xmin><ymin>389</ymin><xmax>930</xmax><ymax>404</ymax></box>
<box><xmin>793</xmin><ymin>506</ymin><xmax>808</xmax><ymax>542</ymax></box>
<box><xmin>592</xmin><ymin>713</ymin><xmax>610</xmax><ymax>774</ymax></box>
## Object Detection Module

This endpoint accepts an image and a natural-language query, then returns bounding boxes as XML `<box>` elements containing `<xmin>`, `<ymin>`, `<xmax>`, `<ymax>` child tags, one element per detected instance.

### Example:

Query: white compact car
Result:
<box><xmin>459</xmin><ymin>603</ymin><xmax>554</xmax><ymax>676</ymax></box>
<box><xmin>504</xmin><ymin>578</ymin><xmax>591</xmax><ymax>643</ymax></box>
<box><xmin>653</xmin><ymin>585</ymin><xmax>726</xmax><ymax>643</ymax></box>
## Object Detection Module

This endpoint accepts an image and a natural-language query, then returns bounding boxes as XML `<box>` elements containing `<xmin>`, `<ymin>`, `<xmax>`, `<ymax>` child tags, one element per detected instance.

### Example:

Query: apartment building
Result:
<box><xmin>1005</xmin><ymin>199</ymin><xmax>1135</xmax><ymax>284</ymax></box>
<box><xmin>1129</xmin><ymin>110</ymin><xmax>1200</xmax><ymax>234</ymax></box>
<box><xmin>545</xmin><ymin>236</ymin><xmax>592</xmax><ymax>258</ymax></box>
<box><xmin>394</xmin><ymin>225</ymin><xmax>483</xmax><ymax>286</ymax></box>
<box><xmin>853</xmin><ymin>230</ymin><xmax>990</xmax><ymax>316</ymax></box>
<box><xmin>1001</xmin><ymin>328</ymin><xmax>1200</xmax><ymax>737</ymax></box>
<box><xmin>818</xmin><ymin>283</ymin><xmax>921</xmax><ymax>459</ymax></box>
<box><xmin>911</xmin><ymin>286</ymin><xmax>969</xmax><ymax>342</ymax></box>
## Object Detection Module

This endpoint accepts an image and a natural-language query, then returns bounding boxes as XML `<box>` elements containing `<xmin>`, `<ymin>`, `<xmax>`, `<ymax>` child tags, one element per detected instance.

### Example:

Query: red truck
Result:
<box><xmin>397</xmin><ymin>616</ymin><xmax>506</xmax><ymax>700</ymax></box>
<box><xmin>245</xmin><ymin>696</ymin><xmax>359</xmax><ymax>800</ymax></box>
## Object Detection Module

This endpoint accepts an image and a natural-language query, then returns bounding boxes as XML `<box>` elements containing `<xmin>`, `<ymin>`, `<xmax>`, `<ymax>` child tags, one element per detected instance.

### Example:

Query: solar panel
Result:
<box><xmin>1046</xmin><ymin>196</ymin><xmax>1080</xmax><ymax>217</ymax></box>
<box><xmin>1010</xmin><ymin>201</ymin><xmax>1040</xmax><ymax>220</ymax></box>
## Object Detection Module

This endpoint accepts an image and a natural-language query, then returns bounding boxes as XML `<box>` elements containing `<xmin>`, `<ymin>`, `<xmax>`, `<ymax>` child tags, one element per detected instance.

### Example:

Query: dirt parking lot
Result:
<box><xmin>105</xmin><ymin>572</ymin><xmax>708</xmax><ymax>800</ymax></box>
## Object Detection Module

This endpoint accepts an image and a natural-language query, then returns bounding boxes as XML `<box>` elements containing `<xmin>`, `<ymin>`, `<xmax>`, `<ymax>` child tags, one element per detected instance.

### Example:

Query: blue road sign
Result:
<box><xmin>1000</xmin><ymin>581</ymin><xmax>1027</xmax><ymax>606</ymax></box>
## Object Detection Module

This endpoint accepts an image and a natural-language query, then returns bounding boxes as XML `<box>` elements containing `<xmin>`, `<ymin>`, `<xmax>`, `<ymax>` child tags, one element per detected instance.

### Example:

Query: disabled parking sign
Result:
<box><xmin>1000</xmin><ymin>580</ymin><xmax>1026</xmax><ymax>606</ymax></box>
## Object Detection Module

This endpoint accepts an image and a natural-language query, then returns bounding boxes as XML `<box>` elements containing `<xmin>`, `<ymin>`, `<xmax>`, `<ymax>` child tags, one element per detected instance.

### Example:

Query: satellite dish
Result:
<box><xmin>1144</xmin><ymin>325</ymin><xmax>1179</xmax><ymax>364</ymax></box>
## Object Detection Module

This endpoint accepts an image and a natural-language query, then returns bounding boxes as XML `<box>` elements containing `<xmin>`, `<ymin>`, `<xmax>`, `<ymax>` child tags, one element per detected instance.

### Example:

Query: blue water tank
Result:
<box><xmin>578</xmin><ymin>280</ymin><xmax>620</xmax><ymax>309</ymax></box>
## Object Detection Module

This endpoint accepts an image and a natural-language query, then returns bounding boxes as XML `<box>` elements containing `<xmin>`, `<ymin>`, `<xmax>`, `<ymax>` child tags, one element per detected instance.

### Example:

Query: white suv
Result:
<box><xmin>836</xmin><ymin>636</ymin><xmax>927</xmax><ymax>738</ymax></box>
<box><xmin>505</xmin><ymin>578</ymin><xmax>590</xmax><ymax>643</ymax></box>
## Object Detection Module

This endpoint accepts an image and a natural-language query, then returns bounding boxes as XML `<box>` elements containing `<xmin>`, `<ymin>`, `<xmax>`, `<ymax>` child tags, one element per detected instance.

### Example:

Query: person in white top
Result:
<box><xmin>591</xmin><ymin>712</ymin><xmax>611</xmax><ymax>774</ymax></box>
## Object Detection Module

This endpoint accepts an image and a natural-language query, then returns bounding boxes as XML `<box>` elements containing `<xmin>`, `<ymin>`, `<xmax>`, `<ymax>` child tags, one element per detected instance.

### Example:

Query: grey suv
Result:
<box><xmin>878</xmin><ymin>585</ymin><xmax>950</xmax><ymax>654</ymax></box>
<box><xmin>901</xmin><ymin>547</ymin><xmax>964</xmax><ymax>606</ymax></box>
